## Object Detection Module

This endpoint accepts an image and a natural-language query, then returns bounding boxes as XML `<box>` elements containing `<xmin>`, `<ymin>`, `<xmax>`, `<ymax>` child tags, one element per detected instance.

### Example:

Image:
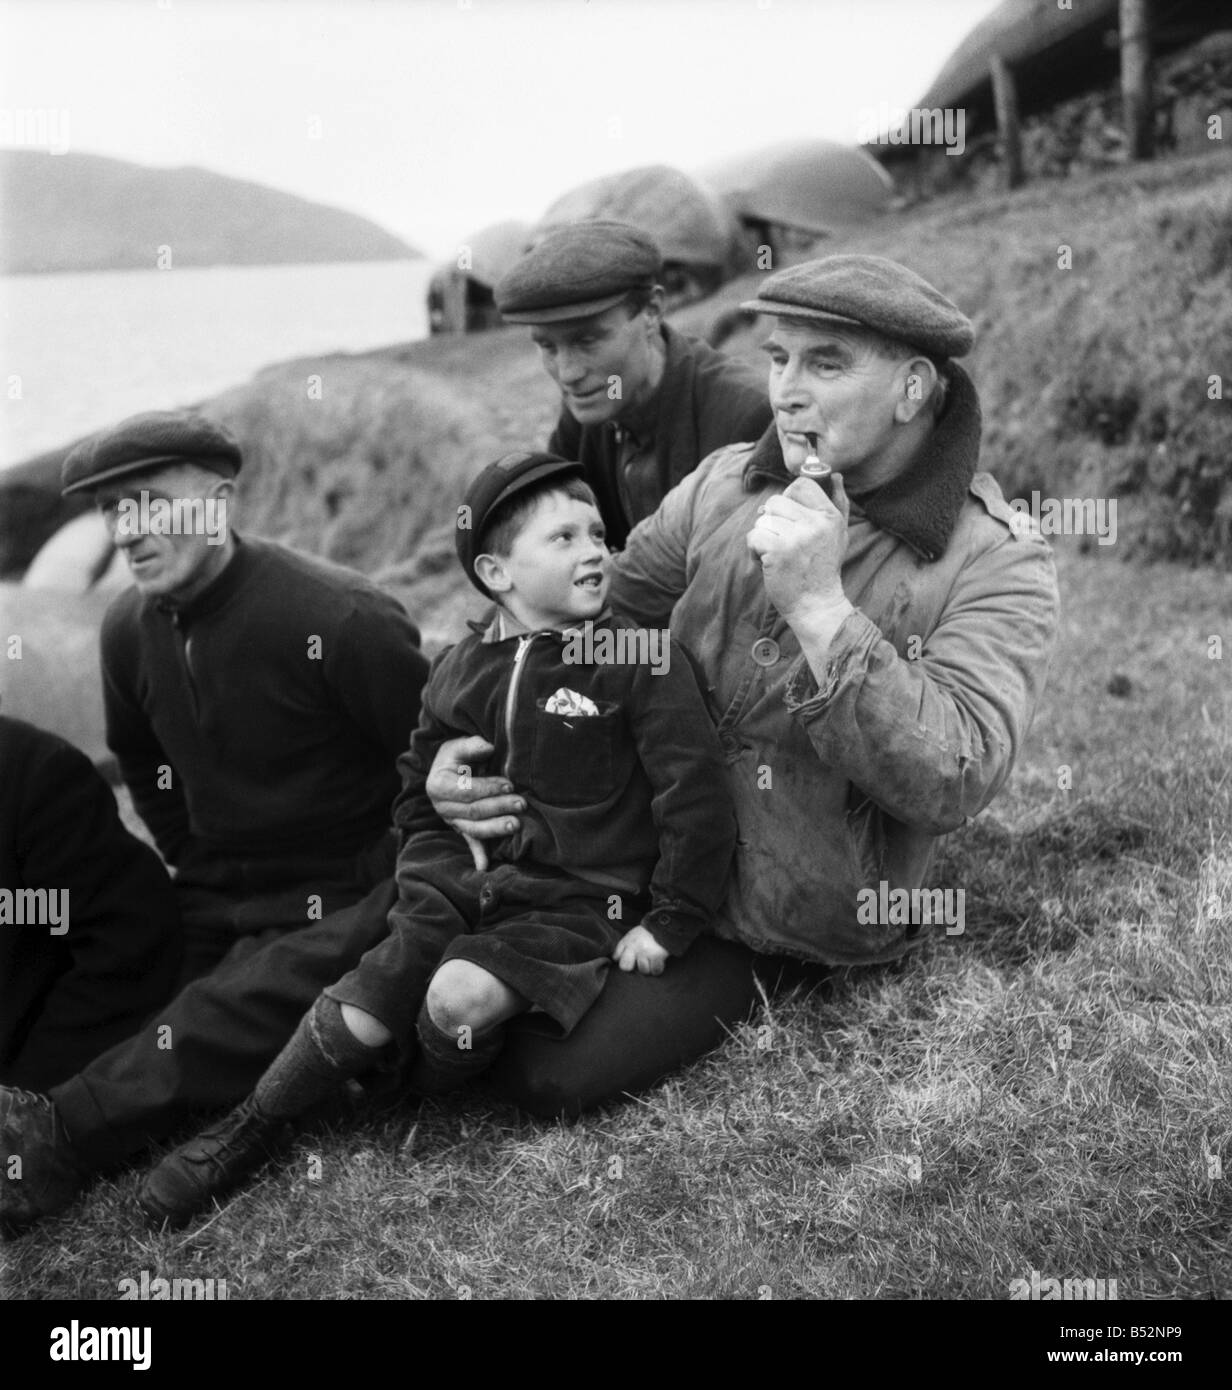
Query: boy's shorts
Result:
<box><xmin>324</xmin><ymin>832</ymin><xmax>644</xmax><ymax>1043</ymax></box>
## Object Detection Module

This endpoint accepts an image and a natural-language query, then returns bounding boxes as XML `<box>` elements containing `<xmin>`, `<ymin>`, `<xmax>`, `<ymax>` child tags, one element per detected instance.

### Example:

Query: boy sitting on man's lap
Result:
<box><xmin>138</xmin><ymin>451</ymin><xmax>736</xmax><ymax>1226</ymax></box>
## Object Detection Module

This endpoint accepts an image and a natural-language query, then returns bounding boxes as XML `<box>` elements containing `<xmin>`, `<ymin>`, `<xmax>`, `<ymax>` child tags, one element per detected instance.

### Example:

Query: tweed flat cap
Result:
<box><xmin>457</xmin><ymin>451</ymin><xmax>586</xmax><ymax>593</ymax></box>
<box><xmin>61</xmin><ymin>410</ymin><xmax>242</xmax><ymax>497</ymax></box>
<box><xmin>741</xmin><ymin>254</ymin><xmax>974</xmax><ymax>359</ymax></box>
<box><xmin>495</xmin><ymin>220</ymin><xmax>662</xmax><ymax>324</ymax></box>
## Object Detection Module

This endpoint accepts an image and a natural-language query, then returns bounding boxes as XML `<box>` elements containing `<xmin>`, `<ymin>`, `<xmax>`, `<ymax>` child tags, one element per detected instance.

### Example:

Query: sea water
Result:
<box><xmin>0</xmin><ymin>258</ymin><xmax>434</xmax><ymax>468</ymax></box>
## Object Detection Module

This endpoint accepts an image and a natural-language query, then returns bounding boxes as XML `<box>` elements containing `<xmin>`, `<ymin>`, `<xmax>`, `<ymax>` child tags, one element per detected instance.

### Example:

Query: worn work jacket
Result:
<box><xmin>608</xmin><ymin>364</ymin><xmax>1061</xmax><ymax>966</ymax></box>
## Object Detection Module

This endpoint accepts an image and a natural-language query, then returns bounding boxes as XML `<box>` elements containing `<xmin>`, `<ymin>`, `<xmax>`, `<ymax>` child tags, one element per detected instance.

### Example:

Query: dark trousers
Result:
<box><xmin>50</xmin><ymin>846</ymin><xmax>397</xmax><ymax>1168</ymax></box>
<box><xmin>327</xmin><ymin>839</ymin><xmax>628</xmax><ymax>1043</ymax></box>
<box><xmin>51</xmin><ymin>852</ymin><xmax>828</xmax><ymax>1162</ymax></box>
<box><xmin>490</xmin><ymin>936</ymin><xmax>832</xmax><ymax>1118</ymax></box>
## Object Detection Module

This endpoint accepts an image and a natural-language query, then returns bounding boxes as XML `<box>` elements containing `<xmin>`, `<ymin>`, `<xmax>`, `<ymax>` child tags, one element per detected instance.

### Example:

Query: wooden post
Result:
<box><xmin>990</xmin><ymin>52</ymin><xmax>1024</xmax><ymax>189</ymax></box>
<box><xmin>444</xmin><ymin>271</ymin><xmax>467</xmax><ymax>334</ymax></box>
<box><xmin>1120</xmin><ymin>0</ymin><xmax>1154</xmax><ymax>160</ymax></box>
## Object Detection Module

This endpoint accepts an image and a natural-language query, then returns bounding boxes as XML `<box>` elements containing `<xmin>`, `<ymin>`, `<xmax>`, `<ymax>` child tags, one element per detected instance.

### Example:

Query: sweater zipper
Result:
<box><xmin>502</xmin><ymin>634</ymin><xmax>535</xmax><ymax>776</ymax></box>
<box><xmin>171</xmin><ymin>613</ymin><xmax>201</xmax><ymax>721</ymax></box>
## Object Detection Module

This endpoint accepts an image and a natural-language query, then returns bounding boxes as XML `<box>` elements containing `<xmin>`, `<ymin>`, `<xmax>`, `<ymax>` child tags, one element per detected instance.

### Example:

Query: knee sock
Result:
<box><xmin>254</xmin><ymin>994</ymin><xmax>389</xmax><ymax>1120</ymax></box>
<box><xmin>406</xmin><ymin>1002</ymin><xmax>506</xmax><ymax>1097</ymax></box>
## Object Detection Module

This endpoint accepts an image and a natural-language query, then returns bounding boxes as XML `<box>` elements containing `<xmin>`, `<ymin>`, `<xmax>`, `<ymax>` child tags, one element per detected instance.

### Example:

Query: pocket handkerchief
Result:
<box><xmin>544</xmin><ymin>687</ymin><xmax>600</xmax><ymax>717</ymax></box>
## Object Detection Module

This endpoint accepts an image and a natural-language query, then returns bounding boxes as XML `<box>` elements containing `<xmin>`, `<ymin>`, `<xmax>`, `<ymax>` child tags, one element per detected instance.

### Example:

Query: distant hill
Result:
<box><xmin>0</xmin><ymin>150</ymin><xmax>421</xmax><ymax>273</ymax></box>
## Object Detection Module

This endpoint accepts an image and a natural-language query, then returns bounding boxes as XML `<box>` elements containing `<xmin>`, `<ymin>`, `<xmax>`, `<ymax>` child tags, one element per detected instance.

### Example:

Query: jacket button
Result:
<box><xmin>719</xmin><ymin>730</ymin><xmax>741</xmax><ymax>757</ymax></box>
<box><xmin>751</xmin><ymin>637</ymin><xmax>780</xmax><ymax>667</ymax></box>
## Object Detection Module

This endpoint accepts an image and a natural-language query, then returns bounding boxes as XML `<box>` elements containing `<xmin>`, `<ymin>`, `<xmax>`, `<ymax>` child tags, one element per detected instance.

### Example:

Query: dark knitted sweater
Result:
<box><xmin>548</xmin><ymin>322</ymin><xmax>771</xmax><ymax>549</ymax></box>
<box><xmin>101</xmin><ymin>535</ymin><xmax>429</xmax><ymax>879</ymax></box>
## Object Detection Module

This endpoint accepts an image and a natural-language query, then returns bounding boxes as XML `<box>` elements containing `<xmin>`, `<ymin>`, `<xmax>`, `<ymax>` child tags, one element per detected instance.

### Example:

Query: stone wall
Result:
<box><xmin>891</xmin><ymin>31</ymin><xmax>1232</xmax><ymax>201</ymax></box>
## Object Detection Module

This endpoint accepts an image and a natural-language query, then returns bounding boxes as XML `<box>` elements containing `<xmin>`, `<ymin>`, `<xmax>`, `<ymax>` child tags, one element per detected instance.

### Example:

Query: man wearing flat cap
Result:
<box><xmin>0</xmin><ymin>410</ymin><xmax>430</xmax><ymax>1231</ymax></box>
<box><xmin>433</xmin><ymin>254</ymin><xmax>1061</xmax><ymax>1116</ymax></box>
<box><xmin>495</xmin><ymin>220</ymin><xmax>772</xmax><ymax>551</ymax></box>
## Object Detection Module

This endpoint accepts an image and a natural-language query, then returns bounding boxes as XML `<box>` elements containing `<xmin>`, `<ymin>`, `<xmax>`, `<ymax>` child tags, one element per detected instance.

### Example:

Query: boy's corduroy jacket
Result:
<box><xmin>394</xmin><ymin>612</ymin><xmax>737</xmax><ymax>955</ymax></box>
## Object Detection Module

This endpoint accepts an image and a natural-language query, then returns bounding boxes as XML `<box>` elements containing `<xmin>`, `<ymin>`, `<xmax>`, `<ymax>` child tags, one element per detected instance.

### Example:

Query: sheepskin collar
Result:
<box><xmin>741</xmin><ymin>361</ymin><xmax>982</xmax><ymax>562</ymax></box>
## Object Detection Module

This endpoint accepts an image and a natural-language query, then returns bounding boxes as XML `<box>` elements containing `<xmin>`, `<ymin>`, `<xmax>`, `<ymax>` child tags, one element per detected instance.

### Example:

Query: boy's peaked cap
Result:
<box><xmin>457</xmin><ymin>451</ymin><xmax>586</xmax><ymax>593</ymax></box>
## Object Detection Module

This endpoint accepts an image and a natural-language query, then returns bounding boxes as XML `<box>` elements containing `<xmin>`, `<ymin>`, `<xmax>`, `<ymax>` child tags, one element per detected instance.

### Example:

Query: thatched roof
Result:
<box><xmin>449</xmin><ymin>219</ymin><xmax>533</xmax><ymax>291</ymax></box>
<box><xmin>428</xmin><ymin>220</ymin><xmax>533</xmax><ymax>333</ymax></box>
<box><xmin>872</xmin><ymin>0</ymin><xmax>1225</xmax><ymax>154</ymax></box>
<box><xmin>698</xmin><ymin>139</ymin><xmax>893</xmax><ymax>235</ymax></box>
<box><xmin>535</xmin><ymin>164</ymin><xmax>736</xmax><ymax>268</ymax></box>
<box><xmin>919</xmin><ymin>0</ymin><xmax>1119</xmax><ymax>113</ymax></box>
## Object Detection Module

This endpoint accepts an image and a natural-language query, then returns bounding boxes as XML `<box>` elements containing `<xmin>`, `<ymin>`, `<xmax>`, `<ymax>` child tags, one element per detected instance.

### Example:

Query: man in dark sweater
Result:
<box><xmin>99</xmin><ymin>526</ymin><xmax>428</xmax><ymax>984</ymax></box>
<box><xmin>0</xmin><ymin>710</ymin><xmax>180</xmax><ymax>1091</ymax></box>
<box><xmin>495</xmin><ymin>221</ymin><xmax>772</xmax><ymax>551</ymax></box>
<box><xmin>0</xmin><ymin>411</ymin><xmax>429</xmax><ymax>1232</ymax></box>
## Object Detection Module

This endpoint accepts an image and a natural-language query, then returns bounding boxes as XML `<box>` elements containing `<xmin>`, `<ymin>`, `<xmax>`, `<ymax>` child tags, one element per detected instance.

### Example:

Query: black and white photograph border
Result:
<box><xmin>1</xmin><ymin>0</ymin><xmax>1230</xmax><ymax>1325</ymax></box>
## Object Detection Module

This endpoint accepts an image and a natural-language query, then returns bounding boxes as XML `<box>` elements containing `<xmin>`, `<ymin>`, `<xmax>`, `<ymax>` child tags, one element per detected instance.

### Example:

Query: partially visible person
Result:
<box><xmin>0</xmin><ymin>708</ymin><xmax>181</xmax><ymax>1091</ymax></box>
<box><xmin>0</xmin><ymin>410</ymin><xmax>429</xmax><ymax>1234</ymax></box>
<box><xmin>495</xmin><ymin>220</ymin><xmax>772</xmax><ymax>550</ymax></box>
<box><xmin>134</xmin><ymin>451</ymin><xmax>736</xmax><ymax>1227</ymax></box>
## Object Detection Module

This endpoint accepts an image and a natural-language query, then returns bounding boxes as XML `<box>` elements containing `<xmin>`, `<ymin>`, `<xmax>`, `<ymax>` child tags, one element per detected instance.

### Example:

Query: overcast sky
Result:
<box><xmin>1</xmin><ymin>0</ymin><xmax>999</xmax><ymax>259</ymax></box>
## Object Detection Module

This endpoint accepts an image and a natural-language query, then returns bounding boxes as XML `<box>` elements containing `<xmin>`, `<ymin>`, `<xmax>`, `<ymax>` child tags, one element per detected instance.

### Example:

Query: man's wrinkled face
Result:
<box><xmin>92</xmin><ymin>463</ymin><xmax>233</xmax><ymax>601</ymax></box>
<box><xmin>530</xmin><ymin>301</ymin><xmax>659</xmax><ymax>427</ymax></box>
<box><xmin>761</xmin><ymin>321</ymin><xmax>910</xmax><ymax>485</ymax></box>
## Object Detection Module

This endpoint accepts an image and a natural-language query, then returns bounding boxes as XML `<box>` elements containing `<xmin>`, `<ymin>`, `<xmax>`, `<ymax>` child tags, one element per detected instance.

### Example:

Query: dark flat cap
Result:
<box><xmin>495</xmin><ymin>220</ymin><xmax>662</xmax><ymax>324</ymax></box>
<box><xmin>61</xmin><ymin>410</ymin><xmax>242</xmax><ymax>497</ymax></box>
<box><xmin>458</xmin><ymin>451</ymin><xmax>585</xmax><ymax>593</ymax></box>
<box><xmin>741</xmin><ymin>254</ymin><xmax>974</xmax><ymax>359</ymax></box>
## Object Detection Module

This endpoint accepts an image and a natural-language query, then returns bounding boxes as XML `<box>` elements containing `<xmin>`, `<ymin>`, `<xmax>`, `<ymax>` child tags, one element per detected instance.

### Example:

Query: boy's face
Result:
<box><xmin>482</xmin><ymin>492</ymin><xmax>609</xmax><ymax>631</ymax></box>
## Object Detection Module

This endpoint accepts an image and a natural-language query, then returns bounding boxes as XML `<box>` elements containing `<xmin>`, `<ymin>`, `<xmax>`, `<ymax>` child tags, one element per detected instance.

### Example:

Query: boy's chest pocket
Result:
<box><xmin>529</xmin><ymin>698</ymin><xmax>623</xmax><ymax>807</ymax></box>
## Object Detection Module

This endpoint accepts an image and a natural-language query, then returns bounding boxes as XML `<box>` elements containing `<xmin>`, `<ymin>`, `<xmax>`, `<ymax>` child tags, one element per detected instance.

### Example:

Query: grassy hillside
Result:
<box><xmin>210</xmin><ymin>330</ymin><xmax>562</xmax><ymax>645</ymax></box>
<box><xmin>5</xmin><ymin>153</ymin><xmax>1232</xmax><ymax>1300</ymax></box>
<box><xmin>7</xmin><ymin>545</ymin><xmax>1230</xmax><ymax>1298</ymax></box>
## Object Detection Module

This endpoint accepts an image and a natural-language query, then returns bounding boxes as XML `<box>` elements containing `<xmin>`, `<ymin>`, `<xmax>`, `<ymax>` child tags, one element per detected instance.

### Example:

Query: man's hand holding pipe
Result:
<box><xmin>747</xmin><ymin>471</ymin><xmax>857</xmax><ymax>678</ymax></box>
